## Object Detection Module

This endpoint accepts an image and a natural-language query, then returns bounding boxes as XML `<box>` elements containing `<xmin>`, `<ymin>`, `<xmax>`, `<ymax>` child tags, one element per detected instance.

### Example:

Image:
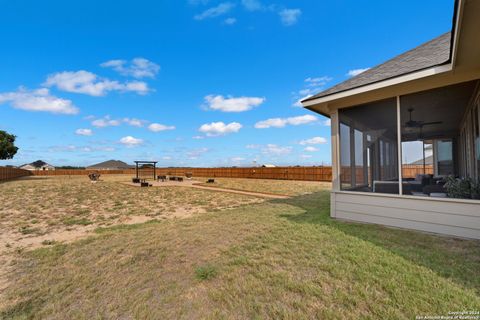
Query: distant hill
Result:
<box><xmin>86</xmin><ymin>160</ymin><xmax>134</xmax><ymax>170</ymax></box>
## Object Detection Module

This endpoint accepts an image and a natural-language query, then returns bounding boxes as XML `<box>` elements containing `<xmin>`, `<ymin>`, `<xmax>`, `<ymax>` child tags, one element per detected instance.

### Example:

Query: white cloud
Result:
<box><xmin>242</xmin><ymin>0</ymin><xmax>262</xmax><ymax>11</ymax></box>
<box><xmin>246</xmin><ymin>144</ymin><xmax>260</xmax><ymax>149</ymax></box>
<box><xmin>123</xmin><ymin>81</ymin><xmax>149</xmax><ymax>94</ymax></box>
<box><xmin>299</xmin><ymin>136</ymin><xmax>328</xmax><ymax>145</ymax></box>
<box><xmin>347</xmin><ymin>68</ymin><xmax>370</xmax><ymax>77</ymax></box>
<box><xmin>199</xmin><ymin>121</ymin><xmax>242</xmax><ymax>136</ymax></box>
<box><xmin>304</xmin><ymin>146</ymin><xmax>319</xmax><ymax>152</ymax></box>
<box><xmin>187</xmin><ymin>147</ymin><xmax>209</xmax><ymax>159</ymax></box>
<box><xmin>192</xmin><ymin>135</ymin><xmax>205</xmax><ymax>140</ymax></box>
<box><xmin>162</xmin><ymin>156</ymin><xmax>172</xmax><ymax>160</ymax></box>
<box><xmin>203</xmin><ymin>95</ymin><xmax>265</xmax><ymax>112</ymax></box>
<box><xmin>194</xmin><ymin>2</ymin><xmax>235</xmax><ymax>20</ymax></box>
<box><xmin>305</xmin><ymin>76</ymin><xmax>332</xmax><ymax>88</ymax></box>
<box><xmin>293</xmin><ymin>76</ymin><xmax>332</xmax><ymax>107</ymax></box>
<box><xmin>323</xmin><ymin>119</ymin><xmax>331</xmax><ymax>126</ymax></box>
<box><xmin>255</xmin><ymin>114</ymin><xmax>317</xmax><ymax>129</ymax></box>
<box><xmin>97</xmin><ymin>146</ymin><xmax>116</xmax><ymax>152</ymax></box>
<box><xmin>288</xmin><ymin>115</ymin><xmax>318</xmax><ymax>125</ymax></box>
<box><xmin>279</xmin><ymin>8</ymin><xmax>301</xmax><ymax>26</ymax></box>
<box><xmin>123</xmin><ymin>118</ymin><xmax>145</xmax><ymax>127</ymax></box>
<box><xmin>119</xmin><ymin>136</ymin><xmax>144</xmax><ymax>147</ymax></box>
<box><xmin>300</xmin><ymin>154</ymin><xmax>312</xmax><ymax>159</ymax></box>
<box><xmin>231</xmin><ymin>156</ymin><xmax>245</xmax><ymax>162</ymax></box>
<box><xmin>224</xmin><ymin>17</ymin><xmax>237</xmax><ymax>25</ymax></box>
<box><xmin>44</xmin><ymin>71</ymin><xmax>150</xmax><ymax>96</ymax></box>
<box><xmin>254</xmin><ymin>118</ymin><xmax>286</xmax><ymax>128</ymax></box>
<box><xmin>48</xmin><ymin>144</ymin><xmax>115</xmax><ymax>152</ymax></box>
<box><xmin>75</xmin><ymin>128</ymin><xmax>93</xmax><ymax>136</ymax></box>
<box><xmin>262</xmin><ymin>144</ymin><xmax>292</xmax><ymax>155</ymax></box>
<box><xmin>148</xmin><ymin>123</ymin><xmax>176</xmax><ymax>132</ymax></box>
<box><xmin>0</xmin><ymin>87</ymin><xmax>79</xmax><ymax>114</ymax></box>
<box><xmin>91</xmin><ymin>116</ymin><xmax>121</xmax><ymax>128</ymax></box>
<box><xmin>101</xmin><ymin>58</ymin><xmax>160</xmax><ymax>79</ymax></box>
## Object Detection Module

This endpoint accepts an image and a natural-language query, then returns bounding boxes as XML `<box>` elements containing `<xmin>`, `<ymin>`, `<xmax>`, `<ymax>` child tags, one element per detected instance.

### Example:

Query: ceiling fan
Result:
<box><xmin>404</xmin><ymin>108</ymin><xmax>443</xmax><ymax>129</ymax></box>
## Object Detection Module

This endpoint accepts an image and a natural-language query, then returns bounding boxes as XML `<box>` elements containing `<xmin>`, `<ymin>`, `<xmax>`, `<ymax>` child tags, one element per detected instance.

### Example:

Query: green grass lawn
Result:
<box><xmin>200</xmin><ymin>177</ymin><xmax>330</xmax><ymax>196</ymax></box>
<box><xmin>2</xmin><ymin>189</ymin><xmax>479</xmax><ymax>319</ymax></box>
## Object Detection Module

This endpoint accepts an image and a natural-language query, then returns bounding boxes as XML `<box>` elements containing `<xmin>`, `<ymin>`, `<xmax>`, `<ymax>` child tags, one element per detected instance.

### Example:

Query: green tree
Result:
<box><xmin>0</xmin><ymin>130</ymin><xmax>19</xmax><ymax>160</ymax></box>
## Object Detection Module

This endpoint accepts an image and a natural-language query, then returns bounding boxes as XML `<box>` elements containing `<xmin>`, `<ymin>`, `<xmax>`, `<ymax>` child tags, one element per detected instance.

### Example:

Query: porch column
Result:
<box><xmin>331</xmin><ymin>110</ymin><xmax>341</xmax><ymax>191</ymax></box>
<box><xmin>396</xmin><ymin>96</ymin><xmax>403</xmax><ymax>195</ymax></box>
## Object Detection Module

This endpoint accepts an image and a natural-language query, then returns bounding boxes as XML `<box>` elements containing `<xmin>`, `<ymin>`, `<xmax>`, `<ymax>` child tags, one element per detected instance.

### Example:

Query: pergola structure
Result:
<box><xmin>134</xmin><ymin>161</ymin><xmax>158</xmax><ymax>180</ymax></box>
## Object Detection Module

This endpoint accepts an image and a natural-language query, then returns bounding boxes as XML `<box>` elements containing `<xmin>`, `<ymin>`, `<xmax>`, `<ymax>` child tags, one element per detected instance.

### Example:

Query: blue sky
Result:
<box><xmin>0</xmin><ymin>0</ymin><xmax>454</xmax><ymax>167</ymax></box>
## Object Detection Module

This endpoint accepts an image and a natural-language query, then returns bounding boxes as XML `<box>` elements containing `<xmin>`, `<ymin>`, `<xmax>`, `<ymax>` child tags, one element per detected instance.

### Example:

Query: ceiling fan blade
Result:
<box><xmin>422</xmin><ymin>121</ymin><xmax>442</xmax><ymax>126</ymax></box>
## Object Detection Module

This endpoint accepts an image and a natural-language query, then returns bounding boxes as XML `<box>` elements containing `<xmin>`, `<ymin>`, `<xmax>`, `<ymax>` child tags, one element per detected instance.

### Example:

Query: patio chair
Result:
<box><xmin>88</xmin><ymin>172</ymin><xmax>101</xmax><ymax>182</ymax></box>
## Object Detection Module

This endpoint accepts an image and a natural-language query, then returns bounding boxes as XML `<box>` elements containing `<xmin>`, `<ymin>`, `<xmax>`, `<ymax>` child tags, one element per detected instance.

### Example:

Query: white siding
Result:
<box><xmin>332</xmin><ymin>191</ymin><xmax>480</xmax><ymax>239</ymax></box>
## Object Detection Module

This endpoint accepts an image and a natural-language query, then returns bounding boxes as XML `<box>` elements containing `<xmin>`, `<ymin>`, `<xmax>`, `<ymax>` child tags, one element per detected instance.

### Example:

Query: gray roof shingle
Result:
<box><xmin>303</xmin><ymin>32</ymin><xmax>452</xmax><ymax>101</ymax></box>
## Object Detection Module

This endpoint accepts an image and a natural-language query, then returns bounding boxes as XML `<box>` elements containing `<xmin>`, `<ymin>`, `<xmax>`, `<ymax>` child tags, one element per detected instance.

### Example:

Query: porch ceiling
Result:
<box><xmin>400</xmin><ymin>80</ymin><xmax>478</xmax><ymax>140</ymax></box>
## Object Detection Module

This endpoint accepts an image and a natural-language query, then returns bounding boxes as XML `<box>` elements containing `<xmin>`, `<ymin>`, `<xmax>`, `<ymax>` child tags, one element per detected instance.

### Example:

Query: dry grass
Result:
<box><xmin>1</xmin><ymin>177</ymin><xmax>479</xmax><ymax>319</ymax></box>
<box><xmin>200</xmin><ymin>177</ymin><xmax>331</xmax><ymax>196</ymax></box>
<box><xmin>0</xmin><ymin>175</ymin><xmax>263</xmax><ymax>244</ymax></box>
<box><xmin>0</xmin><ymin>174</ymin><xmax>267</xmax><ymax>298</ymax></box>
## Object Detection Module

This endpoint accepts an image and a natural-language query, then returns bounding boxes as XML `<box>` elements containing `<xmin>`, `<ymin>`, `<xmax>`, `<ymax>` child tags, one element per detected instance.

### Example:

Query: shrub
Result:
<box><xmin>445</xmin><ymin>176</ymin><xmax>480</xmax><ymax>199</ymax></box>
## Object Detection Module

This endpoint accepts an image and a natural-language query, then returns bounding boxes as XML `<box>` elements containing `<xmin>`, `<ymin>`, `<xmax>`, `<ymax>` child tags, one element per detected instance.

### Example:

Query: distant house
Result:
<box><xmin>409</xmin><ymin>155</ymin><xmax>433</xmax><ymax>166</ymax></box>
<box><xmin>86</xmin><ymin>160</ymin><xmax>133</xmax><ymax>170</ymax></box>
<box><xmin>20</xmin><ymin>160</ymin><xmax>55</xmax><ymax>171</ymax></box>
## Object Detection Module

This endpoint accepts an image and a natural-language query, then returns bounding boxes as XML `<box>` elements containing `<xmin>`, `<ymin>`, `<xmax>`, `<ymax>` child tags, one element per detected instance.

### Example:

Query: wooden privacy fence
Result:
<box><xmin>402</xmin><ymin>164</ymin><xmax>434</xmax><ymax>178</ymax></box>
<box><xmin>21</xmin><ymin>165</ymin><xmax>435</xmax><ymax>182</ymax></box>
<box><xmin>340</xmin><ymin>164</ymin><xmax>433</xmax><ymax>183</ymax></box>
<box><xmin>0</xmin><ymin>167</ymin><xmax>32</xmax><ymax>181</ymax></box>
<box><xmin>31</xmin><ymin>166</ymin><xmax>333</xmax><ymax>181</ymax></box>
<box><xmin>32</xmin><ymin>169</ymin><xmax>134</xmax><ymax>176</ymax></box>
<box><xmin>28</xmin><ymin>165</ymin><xmax>435</xmax><ymax>181</ymax></box>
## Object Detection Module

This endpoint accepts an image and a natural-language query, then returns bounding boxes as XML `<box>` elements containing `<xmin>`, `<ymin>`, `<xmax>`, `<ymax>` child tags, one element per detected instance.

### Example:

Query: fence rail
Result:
<box><xmin>30</xmin><ymin>166</ymin><xmax>333</xmax><ymax>181</ymax></box>
<box><xmin>401</xmin><ymin>165</ymin><xmax>434</xmax><ymax>178</ymax></box>
<box><xmin>0</xmin><ymin>167</ymin><xmax>32</xmax><ymax>181</ymax></box>
<box><xmin>19</xmin><ymin>164</ymin><xmax>434</xmax><ymax>182</ymax></box>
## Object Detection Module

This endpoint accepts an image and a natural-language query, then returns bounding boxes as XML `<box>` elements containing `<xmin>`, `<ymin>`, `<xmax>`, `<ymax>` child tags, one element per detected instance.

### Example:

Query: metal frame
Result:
<box><xmin>134</xmin><ymin>161</ymin><xmax>158</xmax><ymax>180</ymax></box>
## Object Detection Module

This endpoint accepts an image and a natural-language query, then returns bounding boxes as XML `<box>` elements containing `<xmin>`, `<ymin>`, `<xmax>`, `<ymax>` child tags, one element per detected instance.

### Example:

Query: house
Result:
<box><xmin>20</xmin><ymin>160</ymin><xmax>55</xmax><ymax>171</ymax></box>
<box><xmin>86</xmin><ymin>160</ymin><xmax>133</xmax><ymax>170</ymax></box>
<box><xmin>409</xmin><ymin>155</ymin><xmax>433</xmax><ymax>166</ymax></box>
<box><xmin>261</xmin><ymin>164</ymin><xmax>276</xmax><ymax>168</ymax></box>
<box><xmin>302</xmin><ymin>0</ymin><xmax>480</xmax><ymax>239</ymax></box>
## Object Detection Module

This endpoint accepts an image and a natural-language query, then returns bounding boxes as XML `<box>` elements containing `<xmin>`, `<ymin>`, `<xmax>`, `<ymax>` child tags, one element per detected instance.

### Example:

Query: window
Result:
<box><xmin>339</xmin><ymin>123</ymin><xmax>351</xmax><ymax>189</ymax></box>
<box><xmin>354</xmin><ymin>129</ymin><xmax>365</xmax><ymax>185</ymax></box>
<box><xmin>436</xmin><ymin>140</ymin><xmax>453</xmax><ymax>176</ymax></box>
<box><xmin>474</xmin><ymin>104</ymin><xmax>480</xmax><ymax>179</ymax></box>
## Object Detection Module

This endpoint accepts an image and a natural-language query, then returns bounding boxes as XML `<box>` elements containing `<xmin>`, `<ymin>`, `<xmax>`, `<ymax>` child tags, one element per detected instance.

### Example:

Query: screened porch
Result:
<box><xmin>337</xmin><ymin>80</ymin><xmax>480</xmax><ymax>200</ymax></box>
